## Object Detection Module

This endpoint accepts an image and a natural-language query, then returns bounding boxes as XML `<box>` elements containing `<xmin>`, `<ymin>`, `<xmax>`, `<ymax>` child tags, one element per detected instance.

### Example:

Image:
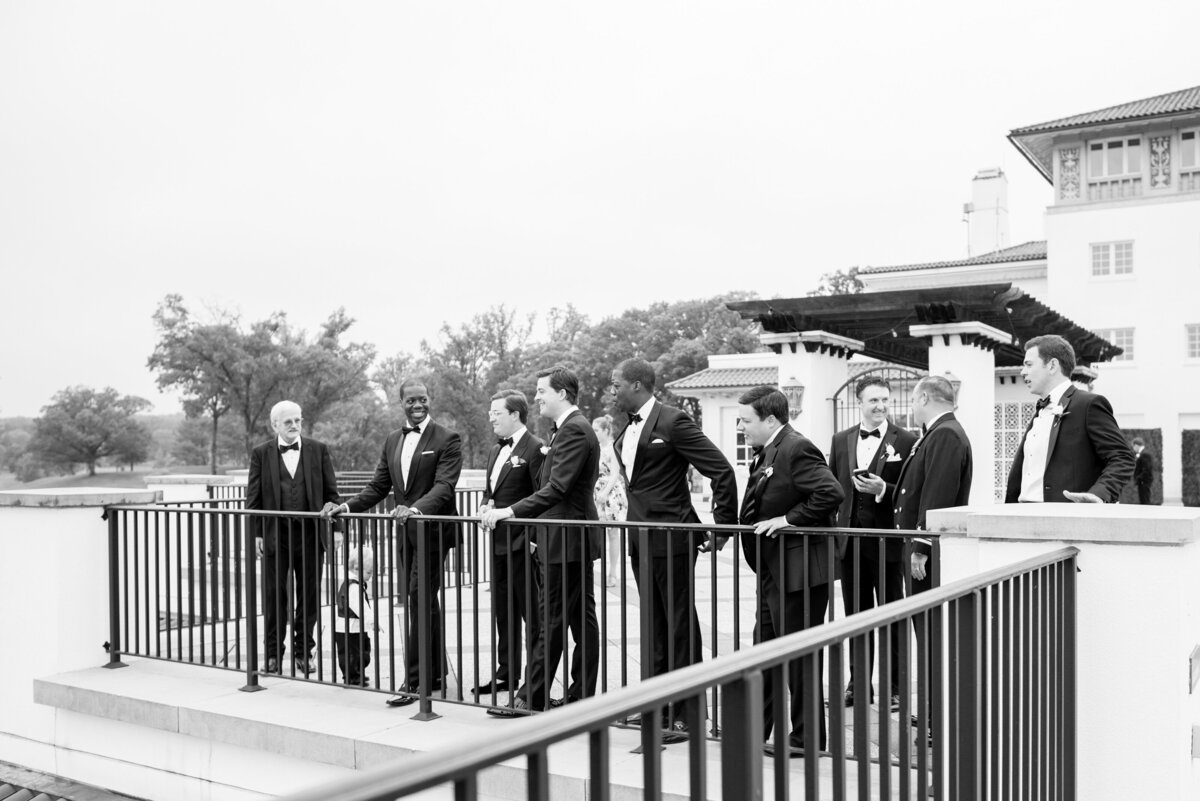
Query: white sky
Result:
<box><xmin>2</xmin><ymin>1</ymin><xmax>1197</xmax><ymax>416</ymax></box>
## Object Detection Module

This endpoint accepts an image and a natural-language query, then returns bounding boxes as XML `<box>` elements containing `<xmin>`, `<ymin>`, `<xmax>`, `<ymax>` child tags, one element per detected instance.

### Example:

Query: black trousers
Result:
<box><xmin>840</xmin><ymin>552</ymin><xmax>906</xmax><ymax>697</ymax></box>
<box><xmin>262</xmin><ymin>523</ymin><xmax>323</xmax><ymax>662</ymax></box>
<box><xmin>400</xmin><ymin>537</ymin><xmax>449</xmax><ymax>689</ymax></box>
<box><xmin>334</xmin><ymin>631</ymin><xmax>372</xmax><ymax>684</ymax></box>
<box><xmin>1138</xmin><ymin>483</ymin><xmax>1152</xmax><ymax>505</ymax></box>
<box><xmin>757</xmin><ymin>572</ymin><xmax>830</xmax><ymax>750</ymax></box>
<box><xmin>519</xmin><ymin>555</ymin><xmax>599</xmax><ymax>709</ymax></box>
<box><xmin>630</xmin><ymin>545</ymin><xmax>703</xmax><ymax>723</ymax></box>
<box><xmin>492</xmin><ymin>547</ymin><xmax>540</xmax><ymax>683</ymax></box>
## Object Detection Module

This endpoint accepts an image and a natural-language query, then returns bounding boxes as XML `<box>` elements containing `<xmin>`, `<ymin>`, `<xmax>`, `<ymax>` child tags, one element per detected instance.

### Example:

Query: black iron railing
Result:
<box><xmin>102</xmin><ymin>501</ymin><xmax>935</xmax><ymax>717</ymax></box>
<box><xmin>268</xmin><ymin>546</ymin><xmax>1077</xmax><ymax>801</ymax></box>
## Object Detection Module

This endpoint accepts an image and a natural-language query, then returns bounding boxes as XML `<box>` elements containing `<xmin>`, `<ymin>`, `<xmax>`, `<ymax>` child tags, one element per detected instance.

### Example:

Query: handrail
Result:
<box><xmin>277</xmin><ymin>545</ymin><xmax>1079</xmax><ymax>801</ymax></box>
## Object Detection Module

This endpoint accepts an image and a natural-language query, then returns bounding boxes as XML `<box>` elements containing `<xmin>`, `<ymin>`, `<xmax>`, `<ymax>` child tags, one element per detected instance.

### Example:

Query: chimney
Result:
<box><xmin>967</xmin><ymin>168</ymin><xmax>1010</xmax><ymax>256</ymax></box>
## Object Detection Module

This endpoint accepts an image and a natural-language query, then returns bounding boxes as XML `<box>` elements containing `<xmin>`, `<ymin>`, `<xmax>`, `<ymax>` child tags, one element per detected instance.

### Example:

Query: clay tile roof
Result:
<box><xmin>666</xmin><ymin>366</ymin><xmax>777</xmax><ymax>390</ymax></box>
<box><xmin>859</xmin><ymin>241</ymin><xmax>1046</xmax><ymax>275</ymax></box>
<box><xmin>1008</xmin><ymin>85</ymin><xmax>1200</xmax><ymax>181</ymax></box>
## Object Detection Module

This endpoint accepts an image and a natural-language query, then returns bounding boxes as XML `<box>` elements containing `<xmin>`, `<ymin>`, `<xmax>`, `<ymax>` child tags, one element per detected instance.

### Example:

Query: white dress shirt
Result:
<box><xmin>1018</xmin><ymin>380</ymin><xmax>1072</xmax><ymax>503</ymax></box>
<box><xmin>399</xmin><ymin>419</ymin><xmax>428</xmax><ymax>489</ymax></box>
<box><xmin>277</xmin><ymin>436</ymin><xmax>301</xmax><ymax>478</ymax></box>
<box><xmin>620</xmin><ymin>397</ymin><xmax>656</xmax><ymax>477</ymax></box>
<box><xmin>490</xmin><ymin>426</ymin><xmax>527</xmax><ymax>491</ymax></box>
<box><xmin>856</xmin><ymin>419</ymin><xmax>888</xmax><ymax>472</ymax></box>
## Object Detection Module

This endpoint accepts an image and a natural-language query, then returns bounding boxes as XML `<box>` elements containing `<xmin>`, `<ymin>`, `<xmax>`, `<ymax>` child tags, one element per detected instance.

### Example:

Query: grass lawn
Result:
<box><xmin>0</xmin><ymin>465</ymin><xmax>227</xmax><ymax>492</ymax></box>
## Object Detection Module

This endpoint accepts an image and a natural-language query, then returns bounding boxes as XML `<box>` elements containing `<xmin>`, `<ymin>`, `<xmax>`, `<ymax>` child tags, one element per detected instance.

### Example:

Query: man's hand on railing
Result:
<box><xmin>698</xmin><ymin>533</ymin><xmax>728</xmax><ymax>553</ymax></box>
<box><xmin>255</xmin><ymin>538</ymin><xmax>264</xmax><ymax>559</ymax></box>
<box><xmin>320</xmin><ymin>502</ymin><xmax>347</xmax><ymax>519</ymax></box>
<box><xmin>480</xmin><ymin>505</ymin><xmax>513</xmax><ymax>530</ymax></box>
<box><xmin>753</xmin><ymin>516</ymin><xmax>790</xmax><ymax>539</ymax></box>
<box><xmin>391</xmin><ymin>505</ymin><xmax>421</xmax><ymax>522</ymax></box>
<box><xmin>1063</xmin><ymin>490</ymin><xmax>1104</xmax><ymax>503</ymax></box>
<box><xmin>911</xmin><ymin>552</ymin><xmax>928</xmax><ymax>580</ymax></box>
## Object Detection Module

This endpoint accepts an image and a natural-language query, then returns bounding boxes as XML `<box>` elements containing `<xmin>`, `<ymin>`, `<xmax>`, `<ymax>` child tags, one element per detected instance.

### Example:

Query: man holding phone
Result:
<box><xmin>827</xmin><ymin>376</ymin><xmax>918</xmax><ymax>710</ymax></box>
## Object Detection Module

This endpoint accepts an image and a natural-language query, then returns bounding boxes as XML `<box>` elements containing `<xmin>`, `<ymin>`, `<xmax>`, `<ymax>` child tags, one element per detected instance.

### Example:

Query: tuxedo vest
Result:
<box><xmin>278</xmin><ymin>454</ymin><xmax>310</xmax><ymax>512</ymax></box>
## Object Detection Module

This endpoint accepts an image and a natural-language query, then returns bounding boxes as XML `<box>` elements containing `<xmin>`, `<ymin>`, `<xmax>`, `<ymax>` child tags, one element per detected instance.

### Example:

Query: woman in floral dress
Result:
<box><xmin>592</xmin><ymin>416</ymin><xmax>627</xmax><ymax>587</ymax></box>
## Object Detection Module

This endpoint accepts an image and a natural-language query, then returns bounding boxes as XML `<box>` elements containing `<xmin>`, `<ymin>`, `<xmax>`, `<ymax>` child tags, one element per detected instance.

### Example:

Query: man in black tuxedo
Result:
<box><xmin>893</xmin><ymin>375</ymin><xmax>973</xmax><ymax>593</ymax></box>
<box><xmin>325</xmin><ymin>379</ymin><xmax>463</xmax><ymax>707</ymax></box>
<box><xmin>828</xmin><ymin>376</ymin><xmax>917</xmax><ymax>711</ymax></box>
<box><xmin>737</xmin><ymin>386</ymin><xmax>844</xmax><ymax>757</ymax></box>
<box><xmin>1132</xmin><ymin>437</ymin><xmax>1155</xmax><ymax>505</ymax></box>
<box><xmin>483</xmin><ymin>366</ymin><xmax>602</xmax><ymax>714</ymax></box>
<box><xmin>247</xmin><ymin>400</ymin><xmax>341</xmax><ymax>676</ymax></box>
<box><xmin>610</xmin><ymin>358</ymin><xmax>738</xmax><ymax>741</ymax></box>
<box><xmin>475</xmin><ymin>389</ymin><xmax>546</xmax><ymax>698</ymax></box>
<box><xmin>1005</xmin><ymin>335</ymin><xmax>1133</xmax><ymax>505</ymax></box>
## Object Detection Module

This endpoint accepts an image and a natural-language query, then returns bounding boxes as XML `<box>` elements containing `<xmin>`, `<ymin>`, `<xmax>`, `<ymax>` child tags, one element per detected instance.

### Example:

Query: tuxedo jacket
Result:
<box><xmin>509</xmin><ymin>409</ymin><xmax>602</xmax><ymax>564</ymax></box>
<box><xmin>614</xmin><ymin>401</ymin><xmax>738</xmax><ymax>557</ymax></box>
<box><xmin>828</xmin><ymin>422</ymin><xmax>918</xmax><ymax>560</ymax></box>
<box><xmin>739</xmin><ymin>424</ymin><xmax>844</xmax><ymax>593</ymax></box>
<box><xmin>348</xmin><ymin>420</ymin><xmax>463</xmax><ymax>549</ymax></box>
<box><xmin>482</xmin><ymin>430</ymin><xmax>546</xmax><ymax>553</ymax></box>
<box><xmin>246</xmin><ymin>437</ymin><xmax>341</xmax><ymax>553</ymax></box>
<box><xmin>893</xmin><ymin>412</ymin><xmax>972</xmax><ymax>532</ymax></box>
<box><xmin>1134</xmin><ymin>451</ymin><xmax>1154</xmax><ymax>488</ymax></box>
<box><xmin>1004</xmin><ymin>386</ymin><xmax>1134</xmax><ymax>504</ymax></box>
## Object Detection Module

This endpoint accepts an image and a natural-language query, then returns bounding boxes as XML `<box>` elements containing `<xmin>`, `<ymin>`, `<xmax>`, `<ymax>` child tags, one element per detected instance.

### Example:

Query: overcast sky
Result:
<box><xmin>2</xmin><ymin>1</ymin><xmax>1196</xmax><ymax>417</ymax></box>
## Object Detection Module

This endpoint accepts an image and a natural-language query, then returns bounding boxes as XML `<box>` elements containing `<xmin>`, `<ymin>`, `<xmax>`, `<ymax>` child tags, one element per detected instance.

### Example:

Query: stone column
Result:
<box><xmin>929</xmin><ymin>504</ymin><xmax>1200</xmax><ymax>801</ymax></box>
<box><xmin>909</xmin><ymin>321</ymin><xmax>1011</xmax><ymax>504</ymax></box>
<box><xmin>761</xmin><ymin>330</ymin><xmax>863</xmax><ymax>457</ymax></box>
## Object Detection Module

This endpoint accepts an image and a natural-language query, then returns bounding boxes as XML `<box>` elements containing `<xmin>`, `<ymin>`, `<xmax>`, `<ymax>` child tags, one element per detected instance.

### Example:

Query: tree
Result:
<box><xmin>286</xmin><ymin>308</ymin><xmax>376</xmax><ymax>434</ymax></box>
<box><xmin>26</xmin><ymin>386</ymin><xmax>152</xmax><ymax>476</ymax></box>
<box><xmin>807</xmin><ymin>266</ymin><xmax>864</xmax><ymax>297</ymax></box>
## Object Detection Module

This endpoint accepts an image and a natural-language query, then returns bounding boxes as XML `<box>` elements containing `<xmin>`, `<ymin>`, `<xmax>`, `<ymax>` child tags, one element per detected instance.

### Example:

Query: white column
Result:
<box><xmin>910</xmin><ymin>321</ymin><xmax>1011</xmax><ymax>505</ymax></box>
<box><xmin>929</xmin><ymin>504</ymin><xmax>1200</xmax><ymax>801</ymax></box>
<box><xmin>762</xmin><ymin>330</ymin><xmax>863</xmax><ymax>458</ymax></box>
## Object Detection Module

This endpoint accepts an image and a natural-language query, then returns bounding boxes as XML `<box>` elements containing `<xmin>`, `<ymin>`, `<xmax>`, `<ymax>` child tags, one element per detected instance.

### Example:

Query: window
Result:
<box><xmin>1188</xmin><ymin>324</ymin><xmax>1200</xmax><ymax>359</ymax></box>
<box><xmin>1091</xmin><ymin>241</ymin><xmax>1134</xmax><ymax>276</ymax></box>
<box><xmin>1088</xmin><ymin>137</ymin><xmax>1142</xmax><ymax>178</ymax></box>
<box><xmin>734</xmin><ymin>430</ymin><xmax>750</xmax><ymax>468</ymax></box>
<box><xmin>1183</xmin><ymin>130</ymin><xmax>1200</xmax><ymax>172</ymax></box>
<box><xmin>1095</xmin><ymin>327</ymin><xmax>1135</xmax><ymax>362</ymax></box>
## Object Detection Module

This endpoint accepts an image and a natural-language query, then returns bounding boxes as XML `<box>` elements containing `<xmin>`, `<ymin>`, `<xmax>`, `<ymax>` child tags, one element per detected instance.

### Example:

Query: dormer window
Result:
<box><xmin>1183</xmin><ymin>130</ymin><xmax>1199</xmax><ymax>170</ymax></box>
<box><xmin>1088</xmin><ymin>137</ymin><xmax>1142</xmax><ymax>179</ymax></box>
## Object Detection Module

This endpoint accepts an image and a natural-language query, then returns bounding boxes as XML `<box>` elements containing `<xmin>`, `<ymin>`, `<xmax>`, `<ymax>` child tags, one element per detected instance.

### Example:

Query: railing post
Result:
<box><xmin>633</xmin><ymin>525</ymin><xmax>657</xmax><ymax>754</ymax></box>
<box><xmin>103</xmin><ymin>508</ymin><xmax>128</xmax><ymax>670</ymax></box>
<box><xmin>412</xmin><ymin>517</ymin><xmax>440</xmax><ymax>721</ymax></box>
<box><xmin>721</xmin><ymin>672</ymin><xmax>763</xmax><ymax>801</ymax></box>
<box><xmin>241</xmin><ymin>510</ymin><xmax>263</xmax><ymax>692</ymax></box>
<box><xmin>1062</xmin><ymin>557</ymin><xmax>1077</xmax><ymax>801</ymax></box>
<box><xmin>951</xmin><ymin>591</ymin><xmax>981</xmax><ymax>800</ymax></box>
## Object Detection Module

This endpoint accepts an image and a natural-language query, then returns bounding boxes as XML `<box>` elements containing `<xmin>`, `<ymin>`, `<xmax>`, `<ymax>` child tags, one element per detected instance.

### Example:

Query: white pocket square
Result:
<box><xmin>885</xmin><ymin>454</ymin><xmax>902</xmax><ymax>462</ymax></box>
<box><xmin>421</xmin><ymin>450</ymin><xmax>435</xmax><ymax>455</ymax></box>
<box><xmin>650</xmin><ymin>438</ymin><xmax>665</xmax><ymax>444</ymax></box>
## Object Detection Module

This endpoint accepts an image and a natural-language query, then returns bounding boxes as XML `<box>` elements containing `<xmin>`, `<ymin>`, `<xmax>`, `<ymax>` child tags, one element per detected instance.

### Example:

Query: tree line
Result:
<box><xmin>6</xmin><ymin>268</ymin><xmax>861</xmax><ymax>482</ymax></box>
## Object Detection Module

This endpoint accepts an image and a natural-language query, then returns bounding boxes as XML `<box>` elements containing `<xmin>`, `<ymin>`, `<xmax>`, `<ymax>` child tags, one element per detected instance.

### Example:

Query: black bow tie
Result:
<box><xmin>1035</xmin><ymin>396</ymin><xmax>1052</xmax><ymax>411</ymax></box>
<box><xmin>628</xmin><ymin>413</ymin><xmax>643</xmax><ymax>425</ymax></box>
<box><xmin>859</xmin><ymin>428</ymin><xmax>881</xmax><ymax>440</ymax></box>
<box><xmin>403</xmin><ymin>424</ymin><xmax>422</xmax><ymax>436</ymax></box>
<box><xmin>497</xmin><ymin>437</ymin><xmax>513</xmax><ymax>448</ymax></box>
<box><xmin>279</xmin><ymin>441</ymin><xmax>299</xmax><ymax>453</ymax></box>
<box><xmin>550</xmin><ymin>423</ymin><xmax>558</xmax><ymax>435</ymax></box>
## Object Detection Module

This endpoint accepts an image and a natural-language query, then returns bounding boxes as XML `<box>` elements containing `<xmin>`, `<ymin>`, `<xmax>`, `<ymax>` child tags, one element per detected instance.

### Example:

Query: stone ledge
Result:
<box><xmin>145</xmin><ymin>475</ymin><xmax>237</xmax><ymax>486</ymax></box>
<box><xmin>0</xmin><ymin>489</ymin><xmax>161</xmax><ymax>508</ymax></box>
<box><xmin>34</xmin><ymin>658</ymin><xmax>853</xmax><ymax>800</ymax></box>
<box><xmin>928</xmin><ymin>503</ymin><xmax>1200</xmax><ymax>545</ymax></box>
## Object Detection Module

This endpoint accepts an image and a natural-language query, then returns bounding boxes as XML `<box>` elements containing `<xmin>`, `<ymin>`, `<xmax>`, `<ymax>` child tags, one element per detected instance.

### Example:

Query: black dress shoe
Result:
<box><xmin>473</xmin><ymin>679</ymin><xmax>511</xmax><ymax>695</ymax></box>
<box><xmin>844</xmin><ymin>686</ymin><xmax>874</xmax><ymax>707</ymax></box>
<box><xmin>265</xmin><ymin>657</ymin><xmax>279</xmax><ymax>674</ymax></box>
<box><xmin>763</xmin><ymin>741</ymin><xmax>805</xmax><ymax>759</ymax></box>
<box><xmin>386</xmin><ymin>694</ymin><xmax>417</xmax><ymax>707</ymax></box>
<box><xmin>661</xmin><ymin>720</ymin><xmax>689</xmax><ymax>744</ymax></box>
<box><xmin>487</xmin><ymin>696</ymin><xmax>532</xmax><ymax>718</ymax></box>
<box><xmin>294</xmin><ymin>656</ymin><xmax>314</xmax><ymax>676</ymax></box>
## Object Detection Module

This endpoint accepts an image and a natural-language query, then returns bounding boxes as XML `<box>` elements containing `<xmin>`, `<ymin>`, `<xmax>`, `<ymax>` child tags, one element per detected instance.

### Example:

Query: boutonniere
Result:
<box><xmin>540</xmin><ymin>446</ymin><xmax>550</xmax><ymax>456</ymax></box>
<box><xmin>763</xmin><ymin>466</ymin><xmax>775</xmax><ymax>479</ymax></box>
<box><xmin>1047</xmin><ymin>404</ymin><xmax>1067</xmax><ymax>420</ymax></box>
<box><xmin>509</xmin><ymin>455</ymin><xmax>525</xmax><ymax>468</ymax></box>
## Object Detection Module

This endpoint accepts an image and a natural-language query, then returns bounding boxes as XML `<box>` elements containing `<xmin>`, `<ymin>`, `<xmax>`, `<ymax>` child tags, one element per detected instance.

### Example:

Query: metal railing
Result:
<box><xmin>271</xmin><ymin>546</ymin><xmax>1077</xmax><ymax>801</ymax></box>
<box><xmin>102</xmin><ymin>500</ymin><xmax>935</xmax><ymax>713</ymax></box>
